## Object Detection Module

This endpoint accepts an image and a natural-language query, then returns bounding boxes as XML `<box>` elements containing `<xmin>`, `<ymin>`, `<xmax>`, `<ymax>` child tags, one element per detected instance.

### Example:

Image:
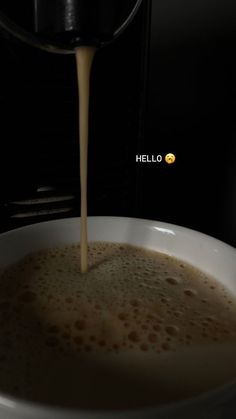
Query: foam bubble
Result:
<box><xmin>148</xmin><ymin>333</ymin><xmax>158</xmax><ymax>343</ymax></box>
<box><xmin>165</xmin><ymin>277</ymin><xmax>181</xmax><ymax>285</ymax></box>
<box><xmin>184</xmin><ymin>289</ymin><xmax>197</xmax><ymax>297</ymax></box>
<box><xmin>165</xmin><ymin>326</ymin><xmax>179</xmax><ymax>336</ymax></box>
<box><xmin>162</xmin><ymin>342</ymin><xmax>170</xmax><ymax>351</ymax></box>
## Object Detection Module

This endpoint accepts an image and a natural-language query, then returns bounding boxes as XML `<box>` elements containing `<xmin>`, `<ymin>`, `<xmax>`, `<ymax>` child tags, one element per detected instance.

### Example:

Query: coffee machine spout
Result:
<box><xmin>0</xmin><ymin>0</ymin><xmax>143</xmax><ymax>53</ymax></box>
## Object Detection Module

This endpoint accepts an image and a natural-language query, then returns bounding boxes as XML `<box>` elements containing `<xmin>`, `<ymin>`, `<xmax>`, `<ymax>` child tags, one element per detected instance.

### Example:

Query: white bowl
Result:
<box><xmin>0</xmin><ymin>216</ymin><xmax>235</xmax><ymax>419</ymax></box>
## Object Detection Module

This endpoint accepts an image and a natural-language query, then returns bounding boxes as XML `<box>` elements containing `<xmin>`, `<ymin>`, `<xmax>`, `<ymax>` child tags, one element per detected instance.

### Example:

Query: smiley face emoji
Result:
<box><xmin>165</xmin><ymin>153</ymin><xmax>176</xmax><ymax>165</ymax></box>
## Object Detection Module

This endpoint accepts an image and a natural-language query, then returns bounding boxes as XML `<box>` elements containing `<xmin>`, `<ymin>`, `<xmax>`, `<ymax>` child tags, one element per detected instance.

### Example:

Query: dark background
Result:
<box><xmin>143</xmin><ymin>0</ymin><xmax>236</xmax><ymax>247</ymax></box>
<box><xmin>0</xmin><ymin>0</ymin><xmax>235</xmax><ymax>247</ymax></box>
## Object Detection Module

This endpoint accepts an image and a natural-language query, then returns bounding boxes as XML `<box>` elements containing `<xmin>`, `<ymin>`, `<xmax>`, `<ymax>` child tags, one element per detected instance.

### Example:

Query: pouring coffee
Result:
<box><xmin>0</xmin><ymin>0</ymin><xmax>143</xmax><ymax>272</ymax></box>
<box><xmin>0</xmin><ymin>1</ymin><xmax>236</xmax><ymax>417</ymax></box>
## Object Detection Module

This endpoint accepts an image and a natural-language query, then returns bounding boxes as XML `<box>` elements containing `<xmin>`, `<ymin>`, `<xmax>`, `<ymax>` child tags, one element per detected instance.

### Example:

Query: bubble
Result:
<box><xmin>112</xmin><ymin>344</ymin><xmax>120</xmax><ymax>350</ymax></box>
<box><xmin>140</xmin><ymin>343</ymin><xmax>149</xmax><ymax>351</ymax></box>
<box><xmin>184</xmin><ymin>289</ymin><xmax>197</xmax><ymax>297</ymax></box>
<box><xmin>148</xmin><ymin>333</ymin><xmax>158</xmax><ymax>343</ymax></box>
<box><xmin>166</xmin><ymin>277</ymin><xmax>181</xmax><ymax>285</ymax></box>
<box><xmin>161</xmin><ymin>297</ymin><xmax>169</xmax><ymax>304</ymax></box>
<box><xmin>186</xmin><ymin>334</ymin><xmax>192</xmax><ymax>341</ymax></box>
<box><xmin>141</xmin><ymin>324</ymin><xmax>148</xmax><ymax>330</ymax></box>
<box><xmin>130</xmin><ymin>299</ymin><xmax>140</xmax><ymax>307</ymax></box>
<box><xmin>173</xmin><ymin>311</ymin><xmax>182</xmax><ymax>318</ymax></box>
<box><xmin>153</xmin><ymin>324</ymin><xmax>161</xmax><ymax>332</ymax></box>
<box><xmin>128</xmin><ymin>331</ymin><xmax>140</xmax><ymax>343</ymax></box>
<box><xmin>205</xmin><ymin>316</ymin><xmax>215</xmax><ymax>322</ymax></box>
<box><xmin>165</xmin><ymin>326</ymin><xmax>179</xmax><ymax>336</ymax></box>
<box><xmin>118</xmin><ymin>313</ymin><xmax>128</xmax><ymax>321</ymax></box>
<box><xmin>162</xmin><ymin>342</ymin><xmax>170</xmax><ymax>351</ymax></box>
<box><xmin>65</xmin><ymin>297</ymin><xmax>73</xmax><ymax>304</ymax></box>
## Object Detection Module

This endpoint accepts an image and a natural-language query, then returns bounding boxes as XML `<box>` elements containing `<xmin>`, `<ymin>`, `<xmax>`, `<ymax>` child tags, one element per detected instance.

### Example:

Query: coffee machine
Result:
<box><xmin>0</xmin><ymin>0</ymin><xmax>235</xmax><ymax>247</ymax></box>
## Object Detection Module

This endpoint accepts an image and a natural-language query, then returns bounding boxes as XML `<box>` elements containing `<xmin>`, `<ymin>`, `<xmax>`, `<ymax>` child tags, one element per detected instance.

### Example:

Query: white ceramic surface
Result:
<box><xmin>0</xmin><ymin>216</ymin><xmax>235</xmax><ymax>419</ymax></box>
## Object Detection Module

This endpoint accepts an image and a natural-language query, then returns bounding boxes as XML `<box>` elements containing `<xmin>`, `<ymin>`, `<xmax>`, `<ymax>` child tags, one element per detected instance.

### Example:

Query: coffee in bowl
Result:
<box><xmin>0</xmin><ymin>239</ymin><xmax>236</xmax><ymax>409</ymax></box>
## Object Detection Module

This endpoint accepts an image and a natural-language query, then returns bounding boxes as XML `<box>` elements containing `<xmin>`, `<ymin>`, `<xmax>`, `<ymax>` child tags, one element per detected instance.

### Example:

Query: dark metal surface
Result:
<box><xmin>0</xmin><ymin>0</ymin><xmax>143</xmax><ymax>52</ymax></box>
<box><xmin>35</xmin><ymin>0</ymin><xmax>143</xmax><ymax>44</ymax></box>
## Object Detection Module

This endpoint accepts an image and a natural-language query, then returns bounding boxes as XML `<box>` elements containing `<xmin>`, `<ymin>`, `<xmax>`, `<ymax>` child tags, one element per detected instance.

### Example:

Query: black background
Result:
<box><xmin>143</xmin><ymin>0</ymin><xmax>236</xmax><ymax>247</ymax></box>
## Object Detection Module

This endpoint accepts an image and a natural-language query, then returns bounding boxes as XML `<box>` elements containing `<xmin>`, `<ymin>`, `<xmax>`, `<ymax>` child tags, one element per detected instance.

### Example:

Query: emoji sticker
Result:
<box><xmin>165</xmin><ymin>153</ymin><xmax>176</xmax><ymax>165</ymax></box>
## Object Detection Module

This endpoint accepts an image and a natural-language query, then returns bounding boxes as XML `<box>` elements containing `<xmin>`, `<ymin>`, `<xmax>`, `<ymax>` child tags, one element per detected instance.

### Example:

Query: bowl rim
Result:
<box><xmin>1</xmin><ymin>215</ymin><xmax>235</xmax><ymax>250</ymax></box>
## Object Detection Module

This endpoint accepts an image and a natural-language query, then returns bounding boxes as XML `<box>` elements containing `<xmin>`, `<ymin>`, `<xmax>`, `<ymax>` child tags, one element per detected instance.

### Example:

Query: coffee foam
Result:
<box><xmin>0</xmin><ymin>242</ymin><xmax>236</xmax><ymax>407</ymax></box>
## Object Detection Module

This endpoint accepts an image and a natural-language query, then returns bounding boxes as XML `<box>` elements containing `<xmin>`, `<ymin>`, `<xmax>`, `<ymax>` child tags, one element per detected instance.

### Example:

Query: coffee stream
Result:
<box><xmin>75</xmin><ymin>47</ymin><xmax>96</xmax><ymax>273</ymax></box>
